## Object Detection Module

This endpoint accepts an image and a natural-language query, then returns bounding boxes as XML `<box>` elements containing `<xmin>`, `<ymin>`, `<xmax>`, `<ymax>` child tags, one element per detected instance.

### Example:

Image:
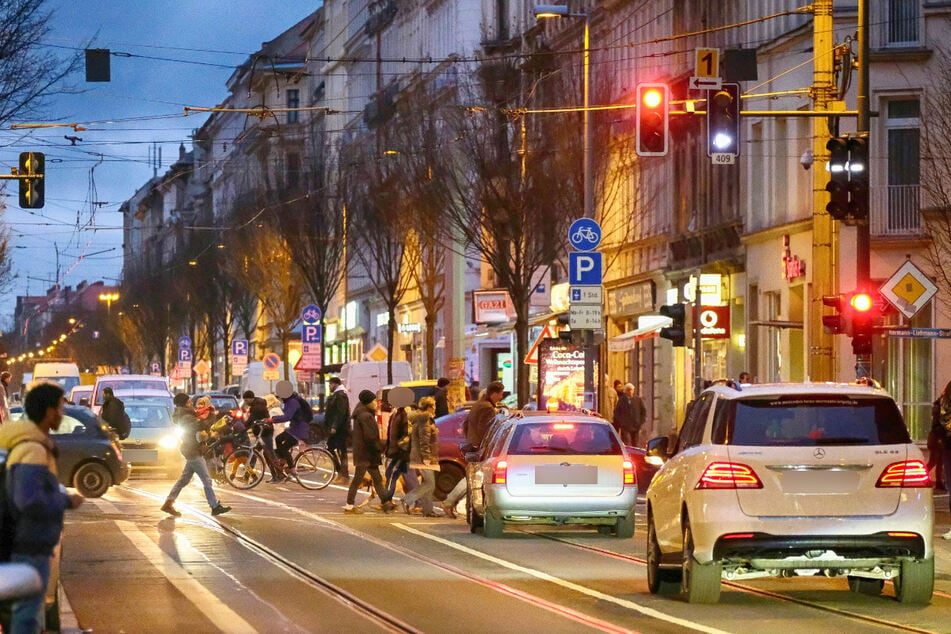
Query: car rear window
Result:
<box><xmin>507</xmin><ymin>422</ymin><xmax>622</xmax><ymax>455</ymax></box>
<box><xmin>711</xmin><ymin>395</ymin><xmax>911</xmax><ymax>446</ymax></box>
<box><xmin>97</xmin><ymin>380</ymin><xmax>168</xmax><ymax>403</ymax></box>
<box><xmin>126</xmin><ymin>405</ymin><xmax>172</xmax><ymax>428</ymax></box>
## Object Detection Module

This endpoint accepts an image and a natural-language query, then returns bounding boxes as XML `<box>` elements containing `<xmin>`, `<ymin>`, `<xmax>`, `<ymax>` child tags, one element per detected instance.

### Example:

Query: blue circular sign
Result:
<box><xmin>301</xmin><ymin>304</ymin><xmax>322</xmax><ymax>325</ymax></box>
<box><xmin>568</xmin><ymin>218</ymin><xmax>602</xmax><ymax>251</ymax></box>
<box><xmin>178</xmin><ymin>335</ymin><xmax>192</xmax><ymax>349</ymax></box>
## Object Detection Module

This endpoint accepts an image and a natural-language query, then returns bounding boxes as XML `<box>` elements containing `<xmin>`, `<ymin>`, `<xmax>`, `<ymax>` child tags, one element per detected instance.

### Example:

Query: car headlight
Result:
<box><xmin>159</xmin><ymin>433</ymin><xmax>181</xmax><ymax>449</ymax></box>
<box><xmin>645</xmin><ymin>455</ymin><xmax>665</xmax><ymax>466</ymax></box>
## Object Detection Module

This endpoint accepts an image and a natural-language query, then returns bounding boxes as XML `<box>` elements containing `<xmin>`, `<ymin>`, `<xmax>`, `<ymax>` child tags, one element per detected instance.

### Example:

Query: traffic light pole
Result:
<box><xmin>854</xmin><ymin>0</ymin><xmax>872</xmax><ymax>379</ymax></box>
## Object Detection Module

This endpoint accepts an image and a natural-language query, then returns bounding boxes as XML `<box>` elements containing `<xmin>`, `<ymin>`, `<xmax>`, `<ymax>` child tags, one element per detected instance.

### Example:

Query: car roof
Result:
<box><xmin>114</xmin><ymin>388</ymin><xmax>172</xmax><ymax>397</ymax></box>
<box><xmin>703</xmin><ymin>381</ymin><xmax>891</xmax><ymax>400</ymax></box>
<box><xmin>96</xmin><ymin>374</ymin><xmax>167</xmax><ymax>381</ymax></box>
<box><xmin>507</xmin><ymin>413</ymin><xmax>611</xmax><ymax>425</ymax></box>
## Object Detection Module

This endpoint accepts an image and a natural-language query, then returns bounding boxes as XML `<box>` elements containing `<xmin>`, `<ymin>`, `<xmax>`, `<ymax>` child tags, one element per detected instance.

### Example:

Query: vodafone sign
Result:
<box><xmin>699</xmin><ymin>305</ymin><xmax>730</xmax><ymax>339</ymax></box>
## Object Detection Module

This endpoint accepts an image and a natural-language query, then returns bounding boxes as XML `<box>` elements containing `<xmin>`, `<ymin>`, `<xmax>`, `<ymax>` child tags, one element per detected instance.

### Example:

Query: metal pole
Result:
<box><xmin>694</xmin><ymin>268</ymin><xmax>702</xmax><ymax>397</ymax></box>
<box><xmin>854</xmin><ymin>0</ymin><xmax>872</xmax><ymax>379</ymax></box>
<box><xmin>581</xmin><ymin>12</ymin><xmax>596</xmax><ymax>411</ymax></box>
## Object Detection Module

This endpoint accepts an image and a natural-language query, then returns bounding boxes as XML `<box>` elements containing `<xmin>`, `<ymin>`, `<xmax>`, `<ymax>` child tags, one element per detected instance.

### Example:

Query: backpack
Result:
<box><xmin>116</xmin><ymin>410</ymin><xmax>132</xmax><ymax>440</ymax></box>
<box><xmin>0</xmin><ymin>440</ymin><xmax>40</xmax><ymax>561</ymax></box>
<box><xmin>296</xmin><ymin>395</ymin><xmax>314</xmax><ymax>423</ymax></box>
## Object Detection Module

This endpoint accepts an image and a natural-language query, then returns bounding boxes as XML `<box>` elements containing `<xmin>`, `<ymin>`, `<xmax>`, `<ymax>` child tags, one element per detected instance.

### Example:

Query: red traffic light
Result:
<box><xmin>635</xmin><ymin>83</ymin><xmax>669</xmax><ymax>157</ymax></box>
<box><xmin>850</xmin><ymin>293</ymin><xmax>873</xmax><ymax>312</ymax></box>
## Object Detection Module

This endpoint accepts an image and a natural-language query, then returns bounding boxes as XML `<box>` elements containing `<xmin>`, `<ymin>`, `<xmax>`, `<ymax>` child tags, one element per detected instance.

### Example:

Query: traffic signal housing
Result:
<box><xmin>824</xmin><ymin>133</ymin><xmax>869</xmax><ymax>222</ymax></box>
<box><xmin>707</xmin><ymin>82</ymin><xmax>740</xmax><ymax>156</ymax></box>
<box><xmin>659</xmin><ymin>303</ymin><xmax>686</xmax><ymax>346</ymax></box>
<box><xmin>846</xmin><ymin>135</ymin><xmax>869</xmax><ymax>220</ymax></box>
<box><xmin>636</xmin><ymin>83</ymin><xmax>669</xmax><ymax>157</ymax></box>
<box><xmin>825</xmin><ymin>136</ymin><xmax>849</xmax><ymax>220</ymax></box>
<box><xmin>849</xmin><ymin>291</ymin><xmax>875</xmax><ymax>355</ymax></box>
<box><xmin>821</xmin><ymin>294</ymin><xmax>847</xmax><ymax>335</ymax></box>
<box><xmin>18</xmin><ymin>151</ymin><xmax>44</xmax><ymax>209</ymax></box>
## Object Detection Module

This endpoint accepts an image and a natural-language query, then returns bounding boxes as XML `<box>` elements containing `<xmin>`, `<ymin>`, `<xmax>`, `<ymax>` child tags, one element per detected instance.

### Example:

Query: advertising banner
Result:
<box><xmin>537</xmin><ymin>340</ymin><xmax>600</xmax><ymax>412</ymax></box>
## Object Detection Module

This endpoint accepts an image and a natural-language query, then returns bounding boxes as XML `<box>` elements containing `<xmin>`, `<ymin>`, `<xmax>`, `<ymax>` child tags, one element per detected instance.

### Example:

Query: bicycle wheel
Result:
<box><xmin>294</xmin><ymin>447</ymin><xmax>336</xmax><ymax>490</ymax></box>
<box><xmin>224</xmin><ymin>448</ymin><xmax>266</xmax><ymax>489</ymax></box>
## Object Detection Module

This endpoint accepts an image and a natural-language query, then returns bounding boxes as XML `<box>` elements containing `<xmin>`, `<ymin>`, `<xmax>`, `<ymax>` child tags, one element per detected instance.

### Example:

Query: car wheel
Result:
<box><xmin>681</xmin><ymin>519</ymin><xmax>721</xmax><ymax>604</ymax></box>
<box><xmin>436</xmin><ymin>463</ymin><xmax>464</xmax><ymax>502</ymax></box>
<box><xmin>847</xmin><ymin>575</ymin><xmax>884</xmax><ymax>596</ymax></box>
<box><xmin>482</xmin><ymin>508</ymin><xmax>504</xmax><ymax>538</ymax></box>
<box><xmin>647</xmin><ymin>514</ymin><xmax>680</xmax><ymax>594</ymax></box>
<box><xmin>73</xmin><ymin>462</ymin><xmax>112</xmax><ymax>498</ymax></box>
<box><xmin>466</xmin><ymin>490</ymin><xmax>483</xmax><ymax>533</ymax></box>
<box><xmin>615</xmin><ymin>512</ymin><xmax>635</xmax><ymax>539</ymax></box>
<box><xmin>894</xmin><ymin>558</ymin><xmax>934</xmax><ymax>604</ymax></box>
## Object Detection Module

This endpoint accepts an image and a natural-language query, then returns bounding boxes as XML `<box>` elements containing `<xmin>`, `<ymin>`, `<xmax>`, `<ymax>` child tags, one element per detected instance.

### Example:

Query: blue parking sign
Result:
<box><xmin>568</xmin><ymin>252</ymin><xmax>602</xmax><ymax>285</ymax></box>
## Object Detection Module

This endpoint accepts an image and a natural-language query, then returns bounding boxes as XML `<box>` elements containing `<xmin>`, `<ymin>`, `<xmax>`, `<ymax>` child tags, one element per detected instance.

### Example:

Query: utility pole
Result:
<box><xmin>854</xmin><ymin>0</ymin><xmax>872</xmax><ymax>379</ymax></box>
<box><xmin>809</xmin><ymin>0</ymin><xmax>839</xmax><ymax>381</ymax></box>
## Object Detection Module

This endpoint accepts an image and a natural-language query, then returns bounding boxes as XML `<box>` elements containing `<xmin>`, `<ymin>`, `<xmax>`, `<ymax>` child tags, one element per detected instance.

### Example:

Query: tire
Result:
<box><xmin>681</xmin><ymin>520</ymin><xmax>721</xmax><ymax>604</ymax></box>
<box><xmin>435</xmin><ymin>462</ymin><xmax>464</xmax><ymax>501</ymax></box>
<box><xmin>466</xmin><ymin>489</ymin><xmax>483</xmax><ymax>533</ymax></box>
<box><xmin>647</xmin><ymin>515</ymin><xmax>680</xmax><ymax>594</ymax></box>
<box><xmin>847</xmin><ymin>575</ymin><xmax>884</xmax><ymax>596</ymax></box>
<box><xmin>294</xmin><ymin>448</ymin><xmax>336</xmax><ymax>490</ymax></box>
<box><xmin>73</xmin><ymin>462</ymin><xmax>111</xmax><ymax>498</ymax></box>
<box><xmin>894</xmin><ymin>557</ymin><xmax>934</xmax><ymax>604</ymax></box>
<box><xmin>615</xmin><ymin>512</ymin><xmax>635</xmax><ymax>539</ymax></box>
<box><xmin>224</xmin><ymin>449</ymin><xmax>266</xmax><ymax>490</ymax></box>
<box><xmin>482</xmin><ymin>508</ymin><xmax>504</xmax><ymax>538</ymax></box>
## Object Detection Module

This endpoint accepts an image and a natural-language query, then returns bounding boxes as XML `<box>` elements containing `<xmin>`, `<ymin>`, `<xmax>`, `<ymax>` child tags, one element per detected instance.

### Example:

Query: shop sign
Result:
<box><xmin>607</xmin><ymin>281</ymin><xmax>654</xmax><ymax>317</ymax></box>
<box><xmin>398</xmin><ymin>322</ymin><xmax>421</xmax><ymax>333</ymax></box>
<box><xmin>781</xmin><ymin>235</ymin><xmax>806</xmax><ymax>281</ymax></box>
<box><xmin>474</xmin><ymin>290</ymin><xmax>515</xmax><ymax>323</ymax></box>
<box><xmin>537</xmin><ymin>339</ymin><xmax>599</xmax><ymax>412</ymax></box>
<box><xmin>698</xmin><ymin>305</ymin><xmax>730</xmax><ymax>339</ymax></box>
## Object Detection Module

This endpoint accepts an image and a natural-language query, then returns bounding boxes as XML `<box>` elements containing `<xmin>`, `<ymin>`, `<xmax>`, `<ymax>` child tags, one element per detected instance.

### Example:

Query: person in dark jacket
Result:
<box><xmin>325</xmin><ymin>376</ymin><xmax>351</xmax><ymax>482</ymax></box>
<box><xmin>343</xmin><ymin>390</ymin><xmax>397</xmax><ymax>514</ymax></box>
<box><xmin>400</xmin><ymin>397</ymin><xmax>440</xmax><ymax>516</ymax></box>
<box><xmin>932</xmin><ymin>379</ymin><xmax>951</xmax><ymax>539</ymax></box>
<box><xmin>0</xmin><ymin>382</ymin><xmax>84</xmax><ymax>634</ymax></box>
<box><xmin>614</xmin><ymin>383</ymin><xmax>646</xmax><ymax>446</ymax></box>
<box><xmin>268</xmin><ymin>381</ymin><xmax>309</xmax><ymax>482</ymax></box>
<box><xmin>100</xmin><ymin>386</ymin><xmax>130</xmax><ymax>439</ymax></box>
<box><xmin>384</xmin><ymin>405</ymin><xmax>418</xmax><ymax>498</ymax></box>
<box><xmin>433</xmin><ymin>377</ymin><xmax>450</xmax><ymax>418</ymax></box>
<box><xmin>161</xmin><ymin>392</ymin><xmax>230</xmax><ymax>517</ymax></box>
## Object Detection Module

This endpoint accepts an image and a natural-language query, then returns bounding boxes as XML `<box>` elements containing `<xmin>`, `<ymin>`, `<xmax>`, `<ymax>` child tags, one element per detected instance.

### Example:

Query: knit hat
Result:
<box><xmin>173</xmin><ymin>393</ymin><xmax>190</xmax><ymax>407</ymax></box>
<box><xmin>358</xmin><ymin>389</ymin><xmax>377</xmax><ymax>405</ymax></box>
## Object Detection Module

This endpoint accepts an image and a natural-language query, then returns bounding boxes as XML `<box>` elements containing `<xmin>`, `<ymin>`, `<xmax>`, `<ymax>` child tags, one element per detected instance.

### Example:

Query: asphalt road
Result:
<box><xmin>56</xmin><ymin>477</ymin><xmax>951</xmax><ymax>633</ymax></box>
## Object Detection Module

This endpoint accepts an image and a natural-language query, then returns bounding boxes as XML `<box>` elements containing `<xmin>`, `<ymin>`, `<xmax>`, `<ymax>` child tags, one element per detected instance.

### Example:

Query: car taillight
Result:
<box><xmin>493</xmin><ymin>460</ymin><xmax>508</xmax><ymax>485</ymax></box>
<box><xmin>876</xmin><ymin>460</ymin><xmax>931</xmax><ymax>488</ymax></box>
<box><xmin>696</xmin><ymin>462</ymin><xmax>763</xmax><ymax>489</ymax></box>
<box><xmin>623</xmin><ymin>460</ymin><xmax>635</xmax><ymax>485</ymax></box>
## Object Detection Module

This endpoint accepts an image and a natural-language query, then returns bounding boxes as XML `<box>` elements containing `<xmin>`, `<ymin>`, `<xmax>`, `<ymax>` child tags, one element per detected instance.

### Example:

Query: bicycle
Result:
<box><xmin>290</xmin><ymin>439</ymin><xmax>336</xmax><ymax>490</ymax></box>
<box><xmin>222</xmin><ymin>434</ymin><xmax>270</xmax><ymax>490</ymax></box>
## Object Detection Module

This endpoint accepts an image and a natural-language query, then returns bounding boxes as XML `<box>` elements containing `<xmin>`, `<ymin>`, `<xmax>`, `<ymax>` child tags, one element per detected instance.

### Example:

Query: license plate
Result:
<box><xmin>781</xmin><ymin>469</ymin><xmax>859</xmax><ymax>494</ymax></box>
<box><xmin>535</xmin><ymin>464</ymin><xmax>598</xmax><ymax>485</ymax></box>
<box><xmin>124</xmin><ymin>449</ymin><xmax>159</xmax><ymax>464</ymax></box>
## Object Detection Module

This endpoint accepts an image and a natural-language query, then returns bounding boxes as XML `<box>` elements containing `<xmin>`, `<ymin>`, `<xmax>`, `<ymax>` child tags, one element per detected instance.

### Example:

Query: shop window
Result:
<box><xmin>885</xmin><ymin>307</ymin><xmax>932</xmax><ymax>442</ymax></box>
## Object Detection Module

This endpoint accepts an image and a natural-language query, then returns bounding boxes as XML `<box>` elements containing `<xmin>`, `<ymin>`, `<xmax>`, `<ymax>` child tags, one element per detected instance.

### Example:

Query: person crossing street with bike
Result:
<box><xmin>269</xmin><ymin>381</ymin><xmax>309</xmax><ymax>482</ymax></box>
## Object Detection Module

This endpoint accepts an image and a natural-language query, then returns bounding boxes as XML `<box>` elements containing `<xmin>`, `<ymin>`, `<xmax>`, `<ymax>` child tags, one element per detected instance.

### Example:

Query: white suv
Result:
<box><xmin>645</xmin><ymin>382</ymin><xmax>933</xmax><ymax>604</ymax></box>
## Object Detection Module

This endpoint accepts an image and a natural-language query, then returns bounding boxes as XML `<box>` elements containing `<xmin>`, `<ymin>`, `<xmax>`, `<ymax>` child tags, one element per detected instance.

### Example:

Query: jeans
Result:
<box><xmin>402</xmin><ymin>468</ymin><xmax>436</xmax><ymax>515</ymax></box>
<box><xmin>329</xmin><ymin>432</ymin><xmax>349</xmax><ymax>476</ymax></box>
<box><xmin>346</xmin><ymin>465</ymin><xmax>389</xmax><ymax>505</ymax></box>
<box><xmin>8</xmin><ymin>552</ymin><xmax>50</xmax><ymax>634</ymax></box>
<box><xmin>444</xmin><ymin>475</ymin><xmax>467</xmax><ymax>508</ymax></box>
<box><xmin>384</xmin><ymin>457</ymin><xmax>418</xmax><ymax>497</ymax></box>
<box><xmin>168</xmin><ymin>455</ymin><xmax>219</xmax><ymax>509</ymax></box>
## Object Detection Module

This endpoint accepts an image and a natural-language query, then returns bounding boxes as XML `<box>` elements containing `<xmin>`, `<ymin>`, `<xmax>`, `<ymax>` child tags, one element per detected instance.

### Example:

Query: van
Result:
<box><xmin>90</xmin><ymin>374</ymin><xmax>172</xmax><ymax>414</ymax></box>
<box><xmin>32</xmin><ymin>363</ymin><xmax>81</xmax><ymax>394</ymax></box>
<box><xmin>239</xmin><ymin>361</ymin><xmax>297</xmax><ymax>399</ymax></box>
<box><xmin>338</xmin><ymin>361</ymin><xmax>412</xmax><ymax>406</ymax></box>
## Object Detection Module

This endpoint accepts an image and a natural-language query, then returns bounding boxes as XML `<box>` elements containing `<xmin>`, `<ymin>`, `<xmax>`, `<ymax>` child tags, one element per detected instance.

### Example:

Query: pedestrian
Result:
<box><xmin>161</xmin><ymin>392</ymin><xmax>231</xmax><ymax>517</ymax></box>
<box><xmin>0</xmin><ymin>370</ymin><xmax>12</xmax><ymax>424</ymax></box>
<box><xmin>441</xmin><ymin>380</ymin><xmax>505</xmax><ymax>518</ymax></box>
<box><xmin>932</xmin><ymin>379</ymin><xmax>951</xmax><ymax>536</ymax></box>
<box><xmin>400</xmin><ymin>397</ymin><xmax>440</xmax><ymax>516</ymax></box>
<box><xmin>268</xmin><ymin>381</ymin><xmax>309</xmax><ymax>483</ymax></box>
<box><xmin>614</xmin><ymin>383</ymin><xmax>646</xmax><ymax>446</ymax></box>
<box><xmin>603</xmin><ymin>379</ymin><xmax>622</xmax><ymax>423</ymax></box>
<box><xmin>241</xmin><ymin>390</ymin><xmax>255</xmax><ymax>413</ymax></box>
<box><xmin>738</xmin><ymin>371</ymin><xmax>752</xmax><ymax>384</ymax></box>
<box><xmin>0</xmin><ymin>382</ymin><xmax>84</xmax><ymax>634</ymax></box>
<box><xmin>100</xmin><ymin>386</ymin><xmax>131</xmax><ymax>439</ymax></box>
<box><xmin>384</xmin><ymin>386</ymin><xmax>417</xmax><ymax>500</ymax></box>
<box><xmin>433</xmin><ymin>377</ymin><xmax>450</xmax><ymax>418</ymax></box>
<box><xmin>343</xmin><ymin>390</ymin><xmax>397</xmax><ymax>514</ymax></box>
<box><xmin>325</xmin><ymin>376</ymin><xmax>351</xmax><ymax>484</ymax></box>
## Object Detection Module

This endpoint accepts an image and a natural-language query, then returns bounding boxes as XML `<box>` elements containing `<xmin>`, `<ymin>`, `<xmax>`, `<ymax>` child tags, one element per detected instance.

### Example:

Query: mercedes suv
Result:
<box><xmin>645</xmin><ymin>381</ymin><xmax>933</xmax><ymax>604</ymax></box>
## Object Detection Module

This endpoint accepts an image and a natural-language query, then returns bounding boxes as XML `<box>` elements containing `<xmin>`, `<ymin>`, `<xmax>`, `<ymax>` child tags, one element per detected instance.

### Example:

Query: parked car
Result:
<box><xmin>50</xmin><ymin>404</ymin><xmax>130</xmax><ymax>497</ymax></box>
<box><xmin>434</xmin><ymin>411</ymin><xmax>469</xmax><ymax>500</ymax></box>
<box><xmin>194</xmin><ymin>392</ymin><xmax>239</xmax><ymax>418</ymax></box>
<box><xmin>625</xmin><ymin>445</ymin><xmax>661</xmax><ymax>493</ymax></box>
<box><xmin>120</xmin><ymin>401</ymin><xmax>183</xmax><ymax>474</ymax></box>
<box><xmin>91</xmin><ymin>374</ymin><xmax>171</xmax><ymax>413</ymax></box>
<box><xmin>465</xmin><ymin>413</ymin><xmax>637</xmax><ymax>538</ymax></box>
<box><xmin>645</xmin><ymin>381</ymin><xmax>934</xmax><ymax>605</ymax></box>
<box><xmin>32</xmin><ymin>362</ymin><xmax>82</xmax><ymax>395</ymax></box>
<box><xmin>67</xmin><ymin>385</ymin><xmax>93</xmax><ymax>406</ymax></box>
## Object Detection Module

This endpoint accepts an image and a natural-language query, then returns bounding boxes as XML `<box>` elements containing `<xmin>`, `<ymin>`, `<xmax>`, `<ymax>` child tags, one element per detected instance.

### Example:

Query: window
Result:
<box><xmin>883</xmin><ymin>0</ymin><xmax>920</xmax><ymax>46</ymax></box>
<box><xmin>677</xmin><ymin>393</ymin><xmax>712</xmax><ymax>452</ymax></box>
<box><xmin>884</xmin><ymin>99</ymin><xmax>920</xmax><ymax>234</ymax></box>
<box><xmin>286</xmin><ymin>89</ymin><xmax>300</xmax><ymax>123</ymax></box>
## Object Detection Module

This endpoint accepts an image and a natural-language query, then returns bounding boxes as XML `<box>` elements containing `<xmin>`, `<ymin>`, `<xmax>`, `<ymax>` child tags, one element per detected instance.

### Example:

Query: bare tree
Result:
<box><xmin>921</xmin><ymin>52</ymin><xmax>951</xmax><ymax>317</ymax></box>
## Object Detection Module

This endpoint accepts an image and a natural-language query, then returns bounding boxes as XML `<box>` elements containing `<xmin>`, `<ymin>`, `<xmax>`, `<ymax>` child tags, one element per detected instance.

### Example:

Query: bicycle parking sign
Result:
<box><xmin>568</xmin><ymin>218</ymin><xmax>602</xmax><ymax>251</ymax></box>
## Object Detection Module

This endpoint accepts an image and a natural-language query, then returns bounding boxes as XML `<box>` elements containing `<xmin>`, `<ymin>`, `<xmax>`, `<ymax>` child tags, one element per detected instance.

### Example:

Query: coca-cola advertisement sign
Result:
<box><xmin>537</xmin><ymin>340</ymin><xmax>599</xmax><ymax>412</ymax></box>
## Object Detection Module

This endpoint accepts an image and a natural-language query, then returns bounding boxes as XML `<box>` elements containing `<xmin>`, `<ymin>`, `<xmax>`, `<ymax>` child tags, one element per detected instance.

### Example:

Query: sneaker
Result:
<box><xmin>441</xmin><ymin>502</ymin><xmax>457</xmax><ymax>519</ymax></box>
<box><xmin>942</xmin><ymin>529</ymin><xmax>951</xmax><ymax>540</ymax></box>
<box><xmin>333</xmin><ymin>475</ymin><xmax>350</xmax><ymax>485</ymax></box>
<box><xmin>381</xmin><ymin>500</ymin><xmax>398</xmax><ymax>513</ymax></box>
<box><xmin>211</xmin><ymin>504</ymin><xmax>231</xmax><ymax>516</ymax></box>
<box><xmin>343</xmin><ymin>505</ymin><xmax>364</xmax><ymax>514</ymax></box>
<box><xmin>161</xmin><ymin>500</ymin><xmax>181</xmax><ymax>517</ymax></box>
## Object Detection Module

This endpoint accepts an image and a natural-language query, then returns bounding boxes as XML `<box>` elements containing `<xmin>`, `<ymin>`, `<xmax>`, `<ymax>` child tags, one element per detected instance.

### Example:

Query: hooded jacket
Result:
<box><xmin>408</xmin><ymin>409</ymin><xmax>438</xmax><ymax>470</ymax></box>
<box><xmin>172</xmin><ymin>405</ymin><xmax>206</xmax><ymax>459</ymax></box>
<box><xmin>0</xmin><ymin>418</ymin><xmax>70</xmax><ymax>556</ymax></box>
<box><xmin>350</xmin><ymin>401</ymin><xmax>383</xmax><ymax>467</ymax></box>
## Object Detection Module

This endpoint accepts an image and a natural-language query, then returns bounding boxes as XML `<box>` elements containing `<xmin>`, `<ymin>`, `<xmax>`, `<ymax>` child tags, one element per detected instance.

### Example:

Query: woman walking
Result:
<box><xmin>932</xmin><ymin>379</ymin><xmax>951</xmax><ymax>537</ymax></box>
<box><xmin>400</xmin><ymin>397</ymin><xmax>440</xmax><ymax>517</ymax></box>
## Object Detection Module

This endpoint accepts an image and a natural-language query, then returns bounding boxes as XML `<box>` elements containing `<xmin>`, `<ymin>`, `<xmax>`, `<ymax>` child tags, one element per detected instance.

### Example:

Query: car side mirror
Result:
<box><xmin>464</xmin><ymin>451</ymin><xmax>481</xmax><ymax>462</ymax></box>
<box><xmin>646</xmin><ymin>436</ymin><xmax>670</xmax><ymax>461</ymax></box>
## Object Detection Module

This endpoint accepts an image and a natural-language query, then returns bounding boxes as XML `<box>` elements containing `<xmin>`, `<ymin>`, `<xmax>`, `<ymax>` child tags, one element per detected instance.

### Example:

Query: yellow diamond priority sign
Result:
<box><xmin>879</xmin><ymin>260</ymin><xmax>937</xmax><ymax>320</ymax></box>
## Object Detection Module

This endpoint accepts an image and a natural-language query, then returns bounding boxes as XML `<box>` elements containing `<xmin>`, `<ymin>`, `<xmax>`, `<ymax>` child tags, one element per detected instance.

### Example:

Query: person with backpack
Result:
<box><xmin>100</xmin><ymin>387</ymin><xmax>131</xmax><ymax>440</ymax></box>
<box><xmin>0</xmin><ymin>382</ymin><xmax>84</xmax><ymax>633</ymax></box>
<box><xmin>268</xmin><ymin>381</ymin><xmax>312</xmax><ymax>482</ymax></box>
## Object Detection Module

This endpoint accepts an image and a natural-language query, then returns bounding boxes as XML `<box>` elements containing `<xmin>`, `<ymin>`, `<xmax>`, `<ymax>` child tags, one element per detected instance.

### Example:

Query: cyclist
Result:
<box><xmin>268</xmin><ymin>380</ymin><xmax>309</xmax><ymax>480</ymax></box>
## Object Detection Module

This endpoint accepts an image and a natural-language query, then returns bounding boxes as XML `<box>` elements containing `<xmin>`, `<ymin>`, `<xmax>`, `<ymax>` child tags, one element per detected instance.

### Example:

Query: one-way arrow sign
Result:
<box><xmin>689</xmin><ymin>76</ymin><xmax>722</xmax><ymax>91</ymax></box>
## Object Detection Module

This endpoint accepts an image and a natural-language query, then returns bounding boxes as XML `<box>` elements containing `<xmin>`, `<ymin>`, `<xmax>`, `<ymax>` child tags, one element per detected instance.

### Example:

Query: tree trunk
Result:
<box><xmin>515</xmin><ymin>308</ymin><xmax>529</xmax><ymax>407</ymax></box>
<box><xmin>282</xmin><ymin>331</ymin><xmax>290</xmax><ymax>381</ymax></box>
<box><xmin>386</xmin><ymin>311</ymin><xmax>397</xmax><ymax>384</ymax></box>
<box><xmin>425</xmin><ymin>311</ymin><xmax>437</xmax><ymax>379</ymax></box>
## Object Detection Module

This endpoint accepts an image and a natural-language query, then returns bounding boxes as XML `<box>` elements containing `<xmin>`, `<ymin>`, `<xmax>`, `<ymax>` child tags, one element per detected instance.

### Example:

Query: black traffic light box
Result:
<box><xmin>18</xmin><ymin>151</ymin><xmax>45</xmax><ymax>209</ymax></box>
<box><xmin>821</xmin><ymin>294</ymin><xmax>847</xmax><ymax>335</ymax></box>
<box><xmin>825</xmin><ymin>137</ymin><xmax>849</xmax><ymax>220</ymax></box>
<box><xmin>659</xmin><ymin>303</ymin><xmax>686</xmax><ymax>347</ymax></box>
<box><xmin>707</xmin><ymin>82</ymin><xmax>740</xmax><ymax>156</ymax></box>
<box><xmin>846</xmin><ymin>135</ymin><xmax>869</xmax><ymax>220</ymax></box>
<box><xmin>635</xmin><ymin>83</ymin><xmax>669</xmax><ymax>157</ymax></box>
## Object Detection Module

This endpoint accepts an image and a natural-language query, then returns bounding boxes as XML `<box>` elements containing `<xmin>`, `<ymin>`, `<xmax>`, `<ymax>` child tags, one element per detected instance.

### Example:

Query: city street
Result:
<box><xmin>58</xmin><ymin>476</ymin><xmax>951</xmax><ymax>633</ymax></box>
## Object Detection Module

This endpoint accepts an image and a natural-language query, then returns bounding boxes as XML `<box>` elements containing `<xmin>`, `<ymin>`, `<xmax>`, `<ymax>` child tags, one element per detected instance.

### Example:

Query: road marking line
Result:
<box><xmin>91</xmin><ymin>498</ymin><xmax>257</xmax><ymax>633</ymax></box>
<box><xmin>395</xmin><ymin>524</ymin><xmax>729</xmax><ymax>634</ymax></box>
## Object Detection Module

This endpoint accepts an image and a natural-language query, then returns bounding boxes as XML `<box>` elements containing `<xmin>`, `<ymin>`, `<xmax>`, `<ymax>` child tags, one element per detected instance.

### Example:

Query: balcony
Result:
<box><xmin>871</xmin><ymin>184</ymin><xmax>922</xmax><ymax>237</ymax></box>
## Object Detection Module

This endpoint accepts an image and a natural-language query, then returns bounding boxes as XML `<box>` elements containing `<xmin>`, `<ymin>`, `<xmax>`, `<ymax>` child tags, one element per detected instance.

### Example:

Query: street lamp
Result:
<box><xmin>533</xmin><ymin>4</ymin><xmax>592</xmax><ymax>219</ymax></box>
<box><xmin>98</xmin><ymin>291</ymin><xmax>119</xmax><ymax>316</ymax></box>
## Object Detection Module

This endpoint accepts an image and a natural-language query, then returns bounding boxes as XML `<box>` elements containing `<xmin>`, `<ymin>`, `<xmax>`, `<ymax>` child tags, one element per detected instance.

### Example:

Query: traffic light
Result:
<box><xmin>849</xmin><ymin>291</ymin><xmax>874</xmax><ymax>355</ymax></box>
<box><xmin>18</xmin><ymin>151</ymin><xmax>45</xmax><ymax>209</ymax></box>
<box><xmin>825</xmin><ymin>136</ymin><xmax>849</xmax><ymax>220</ymax></box>
<box><xmin>636</xmin><ymin>83</ymin><xmax>669</xmax><ymax>157</ymax></box>
<box><xmin>821</xmin><ymin>294</ymin><xmax>846</xmax><ymax>335</ymax></box>
<box><xmin>846</xmin><ymin>134</ymin><xmax>869</xmax><ymax>220</ymax></box>
<box><xmin>707</xmin><ymin>82</ymin><xmax>740</xmax><ymax>156</ymax></box>
<box><xmin>659</xmin><ymin>303</ymin><xmax>686</xmax><ymax>346</ymax></box>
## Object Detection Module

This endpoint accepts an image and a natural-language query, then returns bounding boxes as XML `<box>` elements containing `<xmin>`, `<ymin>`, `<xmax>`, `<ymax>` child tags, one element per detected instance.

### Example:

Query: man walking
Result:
<box><xmin>614</xmin><ymin>383</ymin><xmax>646</xmax><ymax>447</ymax></box>
<box><xmin>325</xmin><ymin>376</ymin><xmax>350</xmax><ymax>483</ymax></box>
<box><xmin>440</xmin><ymin>381</ymin><xmax>505</xmax><ymax>518</ymax></box>
<box><xmin>433</xmin><ymin>377</ymin><xmax>450</xmax><ymax>418</ymax></box>
<box><xmin>0</xmin><ymin>382</ymin><xmax>84</xmax><ymax>633</ymax></box>
<box><xmin>343</xmin><ymin>390</ymin><xmax>396</xmax><ymax>514</ymax></box>
<box><xmin>100</xmin><ymin>387</ymin><xmax>131</xmax><ymax>439</ymax></box>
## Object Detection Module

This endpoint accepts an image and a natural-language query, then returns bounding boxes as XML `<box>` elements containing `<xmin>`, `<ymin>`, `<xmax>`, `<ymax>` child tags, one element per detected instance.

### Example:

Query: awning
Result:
<box><xmin>608</xmin><ymin>317</ymin><xmax>671</xmax><ymax>353</ymax></box>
